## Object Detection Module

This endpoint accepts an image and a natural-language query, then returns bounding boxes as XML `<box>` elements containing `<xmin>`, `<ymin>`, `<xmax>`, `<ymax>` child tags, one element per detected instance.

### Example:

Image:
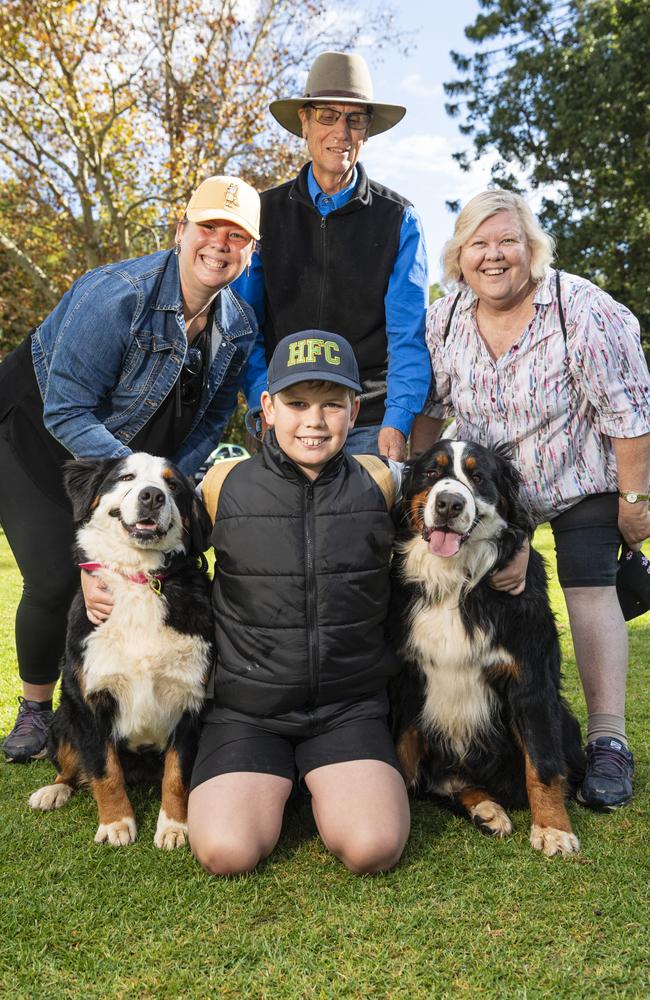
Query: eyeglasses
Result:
<box><xmin>180</xmin><ymin>346</ymin><xmax>204</xmax><ymax>405</ymax></box>
<box><xmin>306</xmin><ymin>104</ymin><xmax>372</xmax><ymax>132</ymax></box>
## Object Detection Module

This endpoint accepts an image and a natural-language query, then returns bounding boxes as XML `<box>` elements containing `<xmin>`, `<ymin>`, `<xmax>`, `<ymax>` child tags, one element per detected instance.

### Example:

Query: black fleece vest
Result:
<box><xmin>209</xmin><ymin>433</ymin><xmax>398</xmax><ymax>717</ymax></box>
<box><xmin>258</xmin><ymin>163</ymin><xmax>409</xmax><ymax>426</ymax></box>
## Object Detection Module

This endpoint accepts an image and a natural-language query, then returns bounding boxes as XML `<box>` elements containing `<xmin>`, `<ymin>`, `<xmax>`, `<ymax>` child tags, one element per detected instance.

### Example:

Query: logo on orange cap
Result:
<box><xmin>224</xmin><ymin>183</ymin><xmax>239</xmax><ymax>209</ymax></box>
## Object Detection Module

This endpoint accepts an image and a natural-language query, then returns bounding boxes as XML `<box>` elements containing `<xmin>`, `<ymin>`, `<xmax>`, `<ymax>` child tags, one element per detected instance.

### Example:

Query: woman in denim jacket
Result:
<box><xmin>0</xmin><ymin>175</ymin><xmax>260</xmax><ymax>762</ymax></box>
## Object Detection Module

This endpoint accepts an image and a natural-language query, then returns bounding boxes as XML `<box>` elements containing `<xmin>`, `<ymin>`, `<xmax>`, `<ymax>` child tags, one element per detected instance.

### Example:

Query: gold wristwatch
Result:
<box><xmin>619</xmin><ymin>491</ymin><xmax>650</xmax><ymax>504</ymax></box>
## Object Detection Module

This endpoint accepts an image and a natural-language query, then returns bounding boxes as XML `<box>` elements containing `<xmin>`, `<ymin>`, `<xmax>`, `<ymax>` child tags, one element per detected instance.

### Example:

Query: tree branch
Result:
<box><xmin>0</xmin><ymin>229</ymin><xmax>59</xmax><ymax>301</ymax></box>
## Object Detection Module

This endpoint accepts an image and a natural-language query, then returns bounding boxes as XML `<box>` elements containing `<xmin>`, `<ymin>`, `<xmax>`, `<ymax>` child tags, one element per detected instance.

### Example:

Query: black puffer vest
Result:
<box><xmin>209</xmin><ymin>433</ymin><xmax>397</xmax><ymax>716</ymax></box>
<box><xmin>258</xmin><ymin>163</ymin><xmax>409</xmax><ymax>426</ymax></box>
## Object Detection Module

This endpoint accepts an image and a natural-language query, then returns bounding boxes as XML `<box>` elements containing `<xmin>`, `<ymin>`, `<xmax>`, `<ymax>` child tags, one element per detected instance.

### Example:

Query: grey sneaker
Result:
<box><xmin>577</xmin><ymin>737</ymin><xmax>634</xmax><ymax>811</ymax></box>
<box><xmin>2</xmin><ymin>697</ymin><xmax>53</xmax><ymax>763</ymax></box>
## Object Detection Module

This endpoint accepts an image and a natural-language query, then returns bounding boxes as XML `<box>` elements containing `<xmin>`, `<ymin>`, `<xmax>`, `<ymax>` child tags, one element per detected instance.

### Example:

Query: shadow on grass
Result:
<box><xmin>258</xmin><ymin>787</ymin><xmax>457</xmax><ymax>872</ymax></box>
<box><xmin>6</xmin><ymin>757</ymin><xmax>539</xmax><ymax>866</ymax></box>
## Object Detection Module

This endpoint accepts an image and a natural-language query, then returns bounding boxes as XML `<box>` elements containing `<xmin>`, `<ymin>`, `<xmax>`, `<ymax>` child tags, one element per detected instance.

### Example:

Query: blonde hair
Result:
<box><xmin>442</xmin><ymin>190</ymin><xmax>555</xmax><ymax>286</ymax></box>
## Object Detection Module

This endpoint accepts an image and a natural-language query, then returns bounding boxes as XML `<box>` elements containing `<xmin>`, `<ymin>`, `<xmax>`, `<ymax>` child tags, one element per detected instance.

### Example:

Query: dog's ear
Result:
<box><xmin>63</xmin><ymin>458</ymin><xmax>120</xmax><ymax>524</ymax></box>
<box><xmin>400</xmin><ymin>458</ymin><xmax>417</xmax><ymax>493</ymax></box>
<box><xmin>189</xmin><ymin>492</ymin><xmax>213</xmax><ymax>554</ymax></box>
<box><xmin>495</xmin><ymin>451</ymin><xmax>534</xmax><ymax>537</ymax></box>
<box><xmin>392</xmin><ymin>459</ymin><xmax>417</xmax><ymax>530</ymax></box>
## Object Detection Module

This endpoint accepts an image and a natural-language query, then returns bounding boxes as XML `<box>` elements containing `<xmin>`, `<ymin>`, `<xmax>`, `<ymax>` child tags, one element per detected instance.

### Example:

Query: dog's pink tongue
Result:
<box><xmin>428</xmin><ymin>529</ymin><xmax>462</xmax><ymax>557</ymax></box>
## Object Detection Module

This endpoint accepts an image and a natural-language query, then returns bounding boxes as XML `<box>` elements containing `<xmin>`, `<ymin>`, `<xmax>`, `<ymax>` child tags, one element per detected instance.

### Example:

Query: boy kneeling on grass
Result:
<box><xmin>190</xmin><ymin>331</ymin><xmax>410</xmax><ymax>875</ymax></box>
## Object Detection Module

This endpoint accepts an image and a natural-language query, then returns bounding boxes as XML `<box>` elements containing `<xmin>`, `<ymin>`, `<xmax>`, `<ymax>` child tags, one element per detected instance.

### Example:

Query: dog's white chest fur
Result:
<box><xmin>406</xmin><ymin>595</ymin><xmax>496</xmax><ymax>756</ymax></box>
<box><xmin>83</xmin><ymin>577</ymin><xmax>209</xmax><ymax>751</ymax></box>
<box><xmin>401</xmin><ymin>537</ymin><xmax>512</xmax><ymax>756</ymax></box>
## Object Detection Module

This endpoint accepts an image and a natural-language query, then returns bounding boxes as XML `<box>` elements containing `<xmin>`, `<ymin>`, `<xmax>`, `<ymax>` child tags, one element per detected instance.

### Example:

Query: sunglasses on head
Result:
<box><xmin>180</xmin><ymin>346</ymin><xmax>204</xmax><ymax>405</ymax></box>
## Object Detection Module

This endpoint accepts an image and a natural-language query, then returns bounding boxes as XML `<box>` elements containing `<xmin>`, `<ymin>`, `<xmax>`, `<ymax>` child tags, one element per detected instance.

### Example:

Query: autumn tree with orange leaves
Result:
<box><xmin>0</xmin><ymin>0</ymin><xmax>402</xmax><ymax>350</ymax></box>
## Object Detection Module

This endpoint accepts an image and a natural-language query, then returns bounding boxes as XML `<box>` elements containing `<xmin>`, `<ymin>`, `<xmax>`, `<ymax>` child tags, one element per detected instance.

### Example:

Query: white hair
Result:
<box><xmin>442</xmin><ymin>190</ymin><xmax>555</xmax><ymax>286</ymax></box>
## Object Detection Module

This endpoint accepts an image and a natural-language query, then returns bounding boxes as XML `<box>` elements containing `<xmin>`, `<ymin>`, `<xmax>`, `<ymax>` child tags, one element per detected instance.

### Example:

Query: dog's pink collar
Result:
<box><xmin>79</xmin><ymin>562</ymin><xmax>167</xmax><ymax>595</ymax></box>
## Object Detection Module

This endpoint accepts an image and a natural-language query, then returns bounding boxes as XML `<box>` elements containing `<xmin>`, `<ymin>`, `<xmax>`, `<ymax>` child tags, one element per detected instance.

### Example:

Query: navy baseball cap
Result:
<box><xmin>267</xmin><ymin>331</ymin><xmax>362</xmax><ymax>395</ymax></box>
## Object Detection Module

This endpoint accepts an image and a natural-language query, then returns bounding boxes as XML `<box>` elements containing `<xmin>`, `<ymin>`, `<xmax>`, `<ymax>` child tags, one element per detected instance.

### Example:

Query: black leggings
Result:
<box><xmin>0</xmin><ymin>428</ymin><xmax>78</xmax><ymax>685</ymax></box>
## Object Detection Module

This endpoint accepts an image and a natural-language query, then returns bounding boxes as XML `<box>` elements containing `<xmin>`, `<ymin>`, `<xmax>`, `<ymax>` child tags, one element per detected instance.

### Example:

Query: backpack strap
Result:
<box><xmin>353</xmin><ymin>454</ymin><xmax>396</xmax><ymax>511</ymax></box>
<box><xmin>202</xmin><ymin>453</ymin><xmax>396</xmax><ymax>523</ymax></box>
<box><xmin>201</xmin><ymin>457</ymin><xmax>247</xmax><ymax>524</ymax></box>
<box><xmin>443</xmin><ymin>291</ymin><xmax>462</xmax><ymax>344</ymax></box>
<box><xmin>555</xmin><ymin>268</ymin><xmax>568</xmax><ymax>345</ymax></box>
<box><xmin>444</xmin><ymin>278</ymin><xmax>567</xmax><ymax>346</ymax></box>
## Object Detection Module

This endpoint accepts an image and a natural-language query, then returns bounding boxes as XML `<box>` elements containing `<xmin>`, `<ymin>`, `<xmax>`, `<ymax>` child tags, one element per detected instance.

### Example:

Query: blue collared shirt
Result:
<box><xmin>235</xmin><ymin>164</ymin><xmax>429</xmax><ymax>437</ymax></box>
<box><xmin>307</xmin><ymin>164</ymin><xmax>359</xmax><ymax>213</ymax></box>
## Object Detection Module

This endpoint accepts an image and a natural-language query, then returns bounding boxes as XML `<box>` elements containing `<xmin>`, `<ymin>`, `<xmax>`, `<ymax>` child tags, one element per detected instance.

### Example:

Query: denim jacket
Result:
<box><xmin>31</xmin><ymin>248</ymin><xmax>257</xmax><ymax>476</ymax></box>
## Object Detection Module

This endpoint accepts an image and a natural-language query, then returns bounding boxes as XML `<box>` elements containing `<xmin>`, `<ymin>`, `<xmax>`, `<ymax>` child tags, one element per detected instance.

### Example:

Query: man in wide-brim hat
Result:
<box><xmin>235</xmin><ymin>51</ymin><xmax>429</xmax><ymax>462</ymax></box>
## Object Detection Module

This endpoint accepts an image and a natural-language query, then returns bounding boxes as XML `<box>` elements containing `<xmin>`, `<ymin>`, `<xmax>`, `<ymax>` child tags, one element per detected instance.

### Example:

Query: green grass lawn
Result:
<box><xmin>1</xmin><ymin>527</ymin><xmax>649</xmax><ymax>999</ymax></box>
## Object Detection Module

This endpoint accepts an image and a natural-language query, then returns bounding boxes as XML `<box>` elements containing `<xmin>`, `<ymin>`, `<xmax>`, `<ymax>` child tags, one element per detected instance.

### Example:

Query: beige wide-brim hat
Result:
<box><xmin>270</xmin><ymin>51</ymin><xmax>406</xmax><ymax>138</ymax></box>
<box><xmin>185</xmin><ymin>175</ymin><xmax>261</xmax><ymax>240</ymax></box>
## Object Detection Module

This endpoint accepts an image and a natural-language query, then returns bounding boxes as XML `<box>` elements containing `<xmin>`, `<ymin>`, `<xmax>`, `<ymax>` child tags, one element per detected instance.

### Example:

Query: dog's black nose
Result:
<box><xmin>435</xmin><ymin>491</ymin><xmax>466</xmax><ymax>521</ymax></box>
<box><xmin>138</xmin><ymin>486</ymin><xmax>166</xmax><ymax>512</ymax></box>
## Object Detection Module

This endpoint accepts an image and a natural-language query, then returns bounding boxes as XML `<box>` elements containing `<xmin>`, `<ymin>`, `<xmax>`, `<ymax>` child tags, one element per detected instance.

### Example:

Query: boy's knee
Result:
<box><xmin>191</xmin><ymin>836</ymin><xmax>263</xmax><ymax>877</ymax></box>
<box><xmin>337</xmin><ymin>830</ymin><xmax>406</xmax><ymax>875</ymax></box>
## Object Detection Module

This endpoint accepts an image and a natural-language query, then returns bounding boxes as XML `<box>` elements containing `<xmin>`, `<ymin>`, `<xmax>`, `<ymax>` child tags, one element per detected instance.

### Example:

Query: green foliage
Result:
<box><xmin>222</xmin><ymin>392</ymin><xmax>249</xmax><ymax>448</ymax></box>
<box><xmin>1</xmin><ymin>526</ymin><xmax>650</xmax><ymax>997</ymax></box>
<box><xmin>429</xmin><ymin>282</ymin><xmax>444</xmax><ymax>304</ymax></box>
<box><xmin>447</xmin><ymin>0</ymin><xmax>650</xmax><ymax>345</ymax></box>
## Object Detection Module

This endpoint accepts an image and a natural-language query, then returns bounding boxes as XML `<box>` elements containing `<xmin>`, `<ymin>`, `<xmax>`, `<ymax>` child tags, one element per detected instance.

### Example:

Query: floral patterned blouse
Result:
<box><xmin>425</xmin><ymin>267</ymin><xmax>650</xmax><ymax>522</ymax></box>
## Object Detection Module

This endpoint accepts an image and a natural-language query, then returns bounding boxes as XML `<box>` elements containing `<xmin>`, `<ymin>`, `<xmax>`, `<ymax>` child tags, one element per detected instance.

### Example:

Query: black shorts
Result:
<box><xmin>550</xmin><ymin>492</ymin><xmax>622</xmax><ymax>588</ymax></box>
<box><xmin>190</xmin><ymin>693</ymin><xmax>400</xmax><ymax>792</ymax></box>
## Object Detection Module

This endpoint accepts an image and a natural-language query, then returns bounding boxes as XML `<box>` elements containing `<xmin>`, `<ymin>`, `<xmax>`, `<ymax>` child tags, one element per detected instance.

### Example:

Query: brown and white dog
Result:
<box><xmin>29</xmin><ymin>453</ymin><xmax>213</xmax><ymax>848</ymax></box>
<box><xmin>388</xmin><ymin>441</ymin><xmax>585</xmax><ymax>856</ymax></box>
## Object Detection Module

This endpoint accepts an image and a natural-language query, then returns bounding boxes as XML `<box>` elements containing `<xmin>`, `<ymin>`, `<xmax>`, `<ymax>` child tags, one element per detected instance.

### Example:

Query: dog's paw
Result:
<box><xmin>469</xmin><ymin>799</ymin><xmax>513</xmax><ymax>838</ymax></box>
<box><xmin>95</xmin><ymin>816</ymin><xmax>137</xmax><ymax>847</ymax></box>
<box><xmin>29</xmin><ymin>783</ymin><xmax>73</xmax><ymax>811</ymax></box>
<box><xmin>530</xmin><ymin>824</ymin><xmax>580</xmax><ymax>857</ymax></box>
<box><xmin>154</xmin><ymin>809</ymin><xmax>188</xmax><ymax>850</ymax></box>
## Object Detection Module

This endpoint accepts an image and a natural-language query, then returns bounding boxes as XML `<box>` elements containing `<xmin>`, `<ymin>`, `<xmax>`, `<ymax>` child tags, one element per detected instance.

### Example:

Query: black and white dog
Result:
<box><xmin>389</xmin><ymin>441</ymin><xmax>584</xmax><ymax>856</ymax></box>
<box><xmin>30</xmin><ymin>453</ymin><xmax>213</xmax><ymax>849</ymax></box>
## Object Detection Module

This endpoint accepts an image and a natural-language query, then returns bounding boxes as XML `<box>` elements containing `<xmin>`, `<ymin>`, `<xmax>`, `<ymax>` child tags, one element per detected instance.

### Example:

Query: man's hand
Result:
<box><xmin>409</xmin><ymin>414</ymin><xmax>444</xmax><ymax>456</ymax></box>
<box><xmin>378</xmin><ymin>426</ymin><xmax>407</xmax><ymax>462</ymax></box>
<box><xmin>80</xmin><ymin>571</ymin><xmax>115</xmax><ymax>626</ymax></box>
<box><xmin>618</xmin><ymin>499</ymin><xmax>650</xmax><ymax>552</ymax></box>
<box><xmin>488</xmin><ymin>537</ymin><xmax>530</xmax><ymax>595</ymax></box>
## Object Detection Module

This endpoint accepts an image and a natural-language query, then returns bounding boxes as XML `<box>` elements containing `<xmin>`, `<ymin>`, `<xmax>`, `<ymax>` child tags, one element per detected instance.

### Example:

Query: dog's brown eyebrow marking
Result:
<box><xmin>434</xmin><ymin>453</ymin><xmax>450</xmax><ymax>467</ymax></box>
<box><xmin>464</xmin><ymin>455</ymin><xmax>477</xmax><ymax>471</ymax></box>
<box><xmin>161</xmin><ymin>468</ymin><xmax>175</xmax><ymax>480</ymax></box>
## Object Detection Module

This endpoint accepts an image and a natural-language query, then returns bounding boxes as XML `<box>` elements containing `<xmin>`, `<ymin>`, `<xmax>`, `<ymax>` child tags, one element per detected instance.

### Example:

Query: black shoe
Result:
<box><xmin>577</xmin><ymin>737</ymin><xmax>634</xmax><ymax>811</ymax></box>
<box><xmin>2</xmin><ymin>697</ymin><xmax>53</xmax><ymax>763</ymax></box>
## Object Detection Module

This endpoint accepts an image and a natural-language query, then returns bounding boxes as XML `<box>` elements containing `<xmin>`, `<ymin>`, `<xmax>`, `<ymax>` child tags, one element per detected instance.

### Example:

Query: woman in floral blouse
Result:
<box><xmin>415</xmin><ymin>189</ymin><xmax>650</xmax><ymax>813</ymax></box>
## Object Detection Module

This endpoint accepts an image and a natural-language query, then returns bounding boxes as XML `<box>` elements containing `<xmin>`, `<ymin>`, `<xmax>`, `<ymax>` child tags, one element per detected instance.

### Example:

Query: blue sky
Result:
<box><xmin>359</xmin><ymin>0</ymin><xmax>492</xmax><ymax>284</ymax></box>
